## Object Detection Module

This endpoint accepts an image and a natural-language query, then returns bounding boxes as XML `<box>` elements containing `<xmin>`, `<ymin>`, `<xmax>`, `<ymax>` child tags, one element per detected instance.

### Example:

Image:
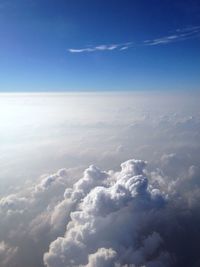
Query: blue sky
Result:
<box><xmin>0</xmin><ymin>0</ymin><xmax>200</xmax><ymax>92</ymax></box>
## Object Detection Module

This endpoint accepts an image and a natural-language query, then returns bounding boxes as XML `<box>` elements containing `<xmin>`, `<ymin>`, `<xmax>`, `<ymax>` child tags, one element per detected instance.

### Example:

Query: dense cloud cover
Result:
<box><xmin>1</xmin><ymin>93</ymin><xmax>200</xmax><ymax>267</ymax></box>
<box><xmin>1</xmin><ymin>157</ymin><xmax>200</xmax><ymax>266</ymax></box>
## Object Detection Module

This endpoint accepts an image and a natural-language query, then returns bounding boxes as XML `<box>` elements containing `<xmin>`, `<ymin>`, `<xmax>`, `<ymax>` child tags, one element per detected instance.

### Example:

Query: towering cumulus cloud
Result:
<box><xmin>43</xmin><ymin>159</ymin><xmax>170</xmax><ymax>267</ymax></box>
<box><xmin>1</xmin><ymin>157</ymin><xmax>200</xmax><ymax>267</ymax></box>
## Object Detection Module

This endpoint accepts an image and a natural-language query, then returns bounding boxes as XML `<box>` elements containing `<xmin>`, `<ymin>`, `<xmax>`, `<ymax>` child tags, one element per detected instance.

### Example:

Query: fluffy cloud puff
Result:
<box><xmin>1</xmin><ymin>158</ymin><xmax>200</xmax><ymax>267</ymax></box>
<box><xmin>44</xmin><ymin>159</ymin><xmax>169</xmax><ymax>267</ymax></box>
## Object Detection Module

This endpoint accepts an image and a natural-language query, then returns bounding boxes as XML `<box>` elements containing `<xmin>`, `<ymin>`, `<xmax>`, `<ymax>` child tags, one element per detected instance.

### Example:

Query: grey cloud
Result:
<box><xmin>0</xmin><ymin>241</ymin><xmax>18</xmax><ymax>266</ymax></box>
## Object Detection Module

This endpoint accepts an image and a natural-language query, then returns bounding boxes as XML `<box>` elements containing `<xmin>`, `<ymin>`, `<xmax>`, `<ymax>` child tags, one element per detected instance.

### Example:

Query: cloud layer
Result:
<box><xmin>1</xmin><ymin>92</ymin><xmax>200</xmax><ymax>267</ymax></box>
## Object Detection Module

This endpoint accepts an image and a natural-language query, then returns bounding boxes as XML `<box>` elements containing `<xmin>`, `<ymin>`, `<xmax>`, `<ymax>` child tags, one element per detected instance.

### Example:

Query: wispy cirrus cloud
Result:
<box><xmin>68</xmin><ymin>26</ymin><xmax>200</xmax><ymax>54</ymax></box>
<box><xmin>144</xmin><ymin>25</ymin><xmax>200</xmax><ymax>46</ymax></box>
<box><xmin>68</xmin><ymin>42</ymin><xmax>133</xmax><ymax>53</ymax></box>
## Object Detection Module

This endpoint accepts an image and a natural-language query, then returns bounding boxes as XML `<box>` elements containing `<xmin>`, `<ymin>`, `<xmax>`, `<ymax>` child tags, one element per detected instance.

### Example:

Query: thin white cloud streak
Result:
<box><xmin>68</xmin><ymin>42</ymin><xmax>133</xmax><ymax>53</ymax></box>
<box><xmin>68</xmin><ymin>26</ymin><xmax>200</xmax><ymax>53</ymax></box>
<box><xmin>144</xmin><ymin>25</ymin><xmax>200</xmax><ymax>46</ymax></box>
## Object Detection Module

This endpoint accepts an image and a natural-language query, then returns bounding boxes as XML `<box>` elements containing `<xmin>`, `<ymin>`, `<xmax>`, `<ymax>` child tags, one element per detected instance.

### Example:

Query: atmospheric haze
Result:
<box><xmin>0</xmin><ymin>92</ymin><xmax>200</xmax><ymax>267</ymax></box>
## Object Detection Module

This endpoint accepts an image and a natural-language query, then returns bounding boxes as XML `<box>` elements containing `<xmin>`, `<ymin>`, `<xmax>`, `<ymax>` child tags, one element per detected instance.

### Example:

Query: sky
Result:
<box><xmin>0</xmin><ymin>0</ymin><xmax>200</xmax><ymax>92</ymax></box>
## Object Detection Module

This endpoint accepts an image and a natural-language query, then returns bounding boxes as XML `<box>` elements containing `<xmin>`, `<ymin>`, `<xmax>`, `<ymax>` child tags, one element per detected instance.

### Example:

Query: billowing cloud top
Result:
<box><xmin>44</xmin><ymin>159</ymin><xmax>168</xmax><ymax>267</ymax></box>
<box><xmin>1</xmin><ymin>155</ymin><xmax>200</xmax><ymax>267</ymax></box>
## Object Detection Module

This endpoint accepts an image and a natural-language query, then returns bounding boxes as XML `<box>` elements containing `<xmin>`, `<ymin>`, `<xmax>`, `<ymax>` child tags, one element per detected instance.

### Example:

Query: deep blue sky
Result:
<box><xmin>0</xmin><ymin>0</ymin><xmax>200</xmax><ymax>92</ymax></box>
